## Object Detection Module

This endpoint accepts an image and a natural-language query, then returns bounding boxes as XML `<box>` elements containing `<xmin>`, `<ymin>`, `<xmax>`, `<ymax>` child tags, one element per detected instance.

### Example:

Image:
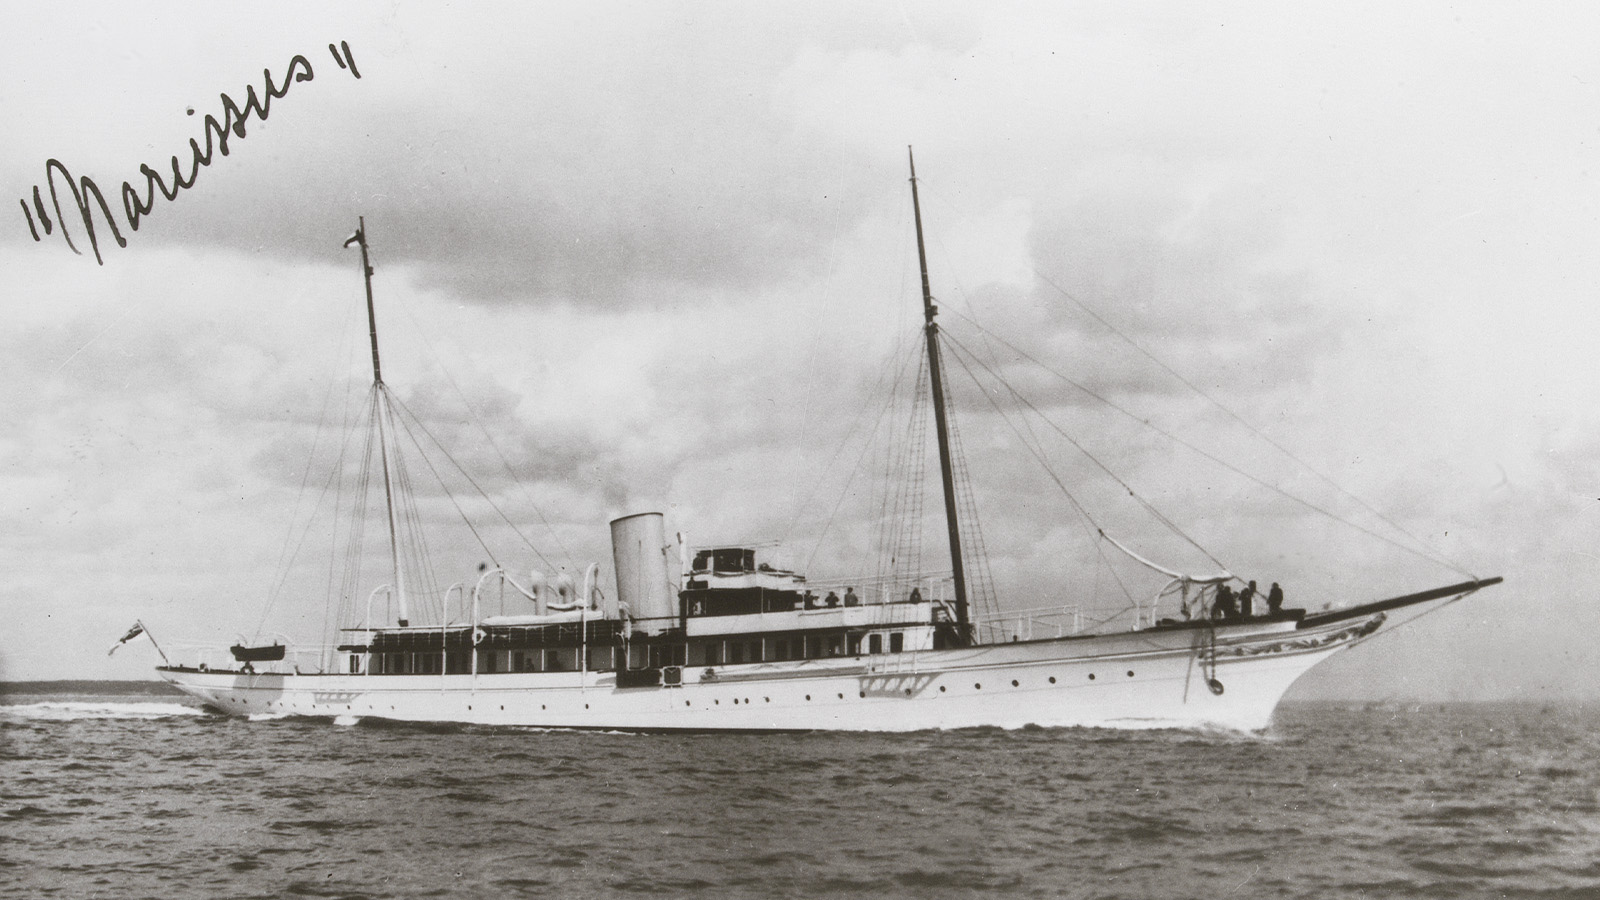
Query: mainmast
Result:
<box><xmin>908</xmin><ymin>147</ymin><xmax>970</xmax><ymax>643</ymax></box>
<box><xmin>347</xmin><ymin>218</ymin><xmax>409</xmax><ymax>627</ymax></box>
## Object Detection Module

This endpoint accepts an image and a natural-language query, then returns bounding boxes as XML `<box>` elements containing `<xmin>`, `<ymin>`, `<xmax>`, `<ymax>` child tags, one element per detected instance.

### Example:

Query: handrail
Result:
<box><xmin>365</xmin><ymin>584</ymin><xmax>392</xmax><ymax>629</ymax></box>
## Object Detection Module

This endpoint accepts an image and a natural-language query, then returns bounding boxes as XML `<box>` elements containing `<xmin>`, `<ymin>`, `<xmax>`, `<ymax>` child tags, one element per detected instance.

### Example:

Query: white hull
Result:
<box><xmin>160</xmin><ymin>612</ymin><xmax>1387</xmax><ymax>732</ymax></box>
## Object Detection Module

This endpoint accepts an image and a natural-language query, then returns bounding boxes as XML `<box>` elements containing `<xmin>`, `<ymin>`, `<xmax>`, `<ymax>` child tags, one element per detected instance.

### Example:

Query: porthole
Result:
<box><xmin>1126</xmin><ymin>670</ymin><xmax>1134</xmax><ymax>678</ymax></box>
<box><xmin>837</xmin><ymin>693</ymin><xmax>844</xmax><ymax>699</ymax></box>
<box><xmin>541</xmin><ymin>704</ymin><xmax>546</xmax><ymax>710</ymax></box>
<box><xmin>499</xmin><ymin>705</ymin><xmax>504</xmax><ymax>711</ymax></box>
<box><xmin>904</xmin><ymin>688</ymin><xmax>912</xmax><ymax>696</ymax></box>
<box><xmin>764</xmin><ymin>697</ymin><xmax>770</xmax><ymax>703</ymax></box>
<box><xmin>585</xmin><ymin>704</ymin><xmax>590</xmax><ymax>709</ymax></box>
<box><xmin>685</xmin><ymin>700</ymin><xmax>691</xmax><ymax>706</ymax></box>
<box><xmin>939</xmin><ymin>685</ymin><xmax>946</xmax><ymax>693</ymax></box>
<box><xmin>1088</xmin><ymin>674</ymin><xmax>1095</xmax><ymax>681</ymax></box>
<box><xmin>974</xmin><ymin>683</ymin><xmax>982</xmax><ymax>690</ymax></box>
<box><xmin>1011</xmin><ymin>680</ymin><xmax>1019</xmax><ymax>687</ymax></box>
<box><xmin>859</xmin><ymin>691</ymin><xmax>866</xmax><ymax>698</ymax></box>
<box><xmin>805</xmin><ymin>694</ymin><xmax>811</xmax><ymax>701</ymax></box>
<box><xmin>1048</xmin><ymin>676</ymin><xmax>1057</xmax><ymax>684</ymax></box>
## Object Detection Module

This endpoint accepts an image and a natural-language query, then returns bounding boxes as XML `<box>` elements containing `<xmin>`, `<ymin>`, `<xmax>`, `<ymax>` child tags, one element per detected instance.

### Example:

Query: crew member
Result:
<box><xmin>1213</xmin><ymin>584</ymin><xmax>1236</xmax><ymax>619</ymax></box>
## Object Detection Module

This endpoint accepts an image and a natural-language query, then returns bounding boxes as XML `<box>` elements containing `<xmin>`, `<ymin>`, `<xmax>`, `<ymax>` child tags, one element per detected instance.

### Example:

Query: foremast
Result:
<box><xmin>908</xmin><ymin>147</ymin><xmax>971</xmax><ymax>644</ymax></box>
<box><xmin>347</xmin><ymin>218</ymin><xmax>409</xmax><ymax>627</ymax></box>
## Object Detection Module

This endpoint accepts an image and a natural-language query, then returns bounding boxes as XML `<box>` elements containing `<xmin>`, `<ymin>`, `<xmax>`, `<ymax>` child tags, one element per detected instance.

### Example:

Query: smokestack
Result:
<box><xmin>610</xmin><ymin>512</ymin><xmax>674</xmax><ymax>633</ymax></box>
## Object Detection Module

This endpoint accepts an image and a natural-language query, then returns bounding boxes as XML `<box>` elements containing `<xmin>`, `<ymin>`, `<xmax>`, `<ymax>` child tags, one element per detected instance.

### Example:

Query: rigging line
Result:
<box><xmin>256</xmin><ymin>309</ymin><xmax>363</xmax><ymax>639</ymax></box>
<box><xmin>943</xmin><ymin>315</ymin><xmax>1470</xmax><ymax>576</ymax></box>
<box><xmin>383</xmin><ymin>397</ymin><xmax>507</xmax><ymax>574</ymax></box>
<box><xmin>783</xmin><ymin>335</ymin><xmax>922</xmax><ymax>548</ymax></box>
<box><xmin>801</xmin><ymin>351</ymin><xmax>921</xmax><ymax>576</ymax></box>
<box><xmin>257</xmin><ymin>352</ymin><xmax>366</xmax><ymax>638</ymax></box>
<box><xmin>888</xmin><ymin>344</ymin><xmax>930</xmax><ymax>581</ymax></box>
<box><xmin>910</xmin><ymin>176</ymin><xmax>1461</xmax><ymax>574</ymax></box>
<box><xmin>937</xmin><ymin>364</ymin><xmax>997</xmax><ymax>614</ymax></box>
<box><xmin>322</xmin><ymin>317</ymin><xmax>368</xmax><ymax>650</ymax></box>
<box><xmin>258</xmin><ymin>416</ymin><xmax>362</xmax><ymax>637</ymax></box>
<box><xmin>878</xmin><ymin>349</ymin><xmax>928</xmax><ymax>581</ymax></box>
<box><xmin>805</xmin><ymin>331</ymin><xmax>924</xmax><ymax>543</ymax></box>
<box><xmin>942</xmin><ymin>330</ymin><xmax>1230</xmax><ymax>571</ymax></box>
<box><xmin>340</xmin><ymin>399</ymin><xmax>379</xmax><ymax>624</ymax></box>
<box><xmin>1353</xmin><ymin>589</ymin><xmax>1476</xmax><ymax>644</ymax></box>
<box><xmin>940</xmin><ymin>339</ymin><xmax>1139</xmax><ymax>609</ymax></box>
<box><xmin>392</xmin><ymin>301</ymin><xmax>577</xmax><ymax>570</ymax></box>
<box><xmin>1026</xmin><ymin>270</ymin><xmax>1468</xmax><ymax>574</ymax></box>
<box><xmin>385</xmin><ymin>391</ymin><xmax>557</xmax><ymax>573</ymax></box>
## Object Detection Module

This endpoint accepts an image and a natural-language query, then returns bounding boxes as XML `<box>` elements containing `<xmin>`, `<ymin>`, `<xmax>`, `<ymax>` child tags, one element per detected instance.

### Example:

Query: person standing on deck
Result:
<box><xmin>1213</xmin><ymin>584</ymin><xmax>1236</xmax><ymax>619</ymax></box>
<box><xmin>1238</xmin><ymin>581</ymin><xmax>1257</xmax><ymax>618</ymax></box>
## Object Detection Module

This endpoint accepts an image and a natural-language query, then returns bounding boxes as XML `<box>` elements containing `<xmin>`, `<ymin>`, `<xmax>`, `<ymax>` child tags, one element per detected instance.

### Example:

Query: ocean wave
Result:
<box><xmin>0</xmin><ymin>701</ymin><xmax>206</xmax><ymax>721</ymax></box>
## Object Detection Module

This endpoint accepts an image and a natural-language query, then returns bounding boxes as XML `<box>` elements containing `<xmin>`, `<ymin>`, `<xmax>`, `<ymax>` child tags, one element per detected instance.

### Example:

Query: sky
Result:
<box><xmin>3</xmin><ymin>2</ymin><xmax>1596</xmax><ymax>701</ymax></box>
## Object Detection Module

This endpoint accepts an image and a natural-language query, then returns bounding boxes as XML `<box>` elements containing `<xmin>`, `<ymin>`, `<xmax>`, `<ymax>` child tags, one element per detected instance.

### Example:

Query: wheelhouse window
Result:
<box><xmin>694</xmin><ymin>547</ymin><xmax>757</xmax><ymax>574</ymax></box>
<box><xmin>890</xmin><ymin>633</ymin><xmax>904</xmax><ymax>653</ymax></box>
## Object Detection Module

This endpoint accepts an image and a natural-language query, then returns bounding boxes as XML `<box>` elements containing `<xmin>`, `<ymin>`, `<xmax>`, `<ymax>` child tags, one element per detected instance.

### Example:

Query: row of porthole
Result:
<box><xmin>234</xmin><ymin>669</ymin><xmax>1140</xmax><ymax>713</ymax></box>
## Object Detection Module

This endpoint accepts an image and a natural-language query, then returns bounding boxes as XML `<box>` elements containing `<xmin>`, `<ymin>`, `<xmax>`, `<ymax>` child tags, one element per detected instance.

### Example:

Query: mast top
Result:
<box><xmin>908</xmin><ymin>146</ymin><xmax>938</xmax><ymax>329</ymax></box>
<box><xmin>346</xmin><ymin>216</ymin><xmax>384</xmax><ymax>386</ymax></box>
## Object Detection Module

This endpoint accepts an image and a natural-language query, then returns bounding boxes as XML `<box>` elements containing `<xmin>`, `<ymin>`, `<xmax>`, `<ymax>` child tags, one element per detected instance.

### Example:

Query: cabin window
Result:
<box><xmin>868</xmin><ymin>634</ymin><xmax>883</xmax><ymax>655</ymax></box>
<box><xmin>825</xmin><ymin>635</ymin><xmax>844</xmax><ymax>657</ymax></box>
<box><xmin>729</xmin><ymin>642</ymin><xmax>745</xmax><ymax>664</ymax></box>
<box><xmin>805</xmin><ymin>635</ymin><xmax>822</xmax><ymax>659</ymax></box>
<box><xmin>847</xmin><ymin>634</ymin><xmax>862</xmax><ymax>656</ymax></box>
<box><xmin>710</xmin><ymin>548</ymin><xmax>753</xmax><ymax>573</ymax></box>
<box><xmin>348</xmin><ymin>654</ymin><xmax>361</xmax><ymax>674</ymax></box>
<box><xmin>890</xmin><ymin>633</ymin><xmax>904</xmax><ymax>653</ymax></box>
<box><xmin>544</xmin><ymin>649</ymin><xmax>564</xmax><ymax>671</ymax></box>
<box><xmin>704</xmin><ymin>642</ymin><xmax>722</xmax><ymax>666</ymax></box>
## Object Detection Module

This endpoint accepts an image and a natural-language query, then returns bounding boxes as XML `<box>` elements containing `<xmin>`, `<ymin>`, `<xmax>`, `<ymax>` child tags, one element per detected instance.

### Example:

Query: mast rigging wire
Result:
<box><xmin>1028</xmin><ymin>268</ymin><xmax>1468</xmax><ymax>575</ymax></box>
<box><xmin>943</xmin><ymin>314</ymin><xmax>1471</xmax><ymax>577</ymax></box>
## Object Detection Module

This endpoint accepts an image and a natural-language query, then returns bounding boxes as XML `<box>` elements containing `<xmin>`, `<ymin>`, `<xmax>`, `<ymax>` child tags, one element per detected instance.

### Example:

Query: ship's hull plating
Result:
<box><xmin>159</xmin><ymin>613</ymin><xmax>1385</xmax><ymax>732</ymax></box>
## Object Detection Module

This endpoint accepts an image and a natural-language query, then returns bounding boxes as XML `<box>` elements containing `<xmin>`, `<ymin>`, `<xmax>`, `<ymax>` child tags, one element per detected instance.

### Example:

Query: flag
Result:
<box><xmin>343</xmin><ymin>228</ymin><xmax>364</xmax><ymax>248</ymax></box>
<box><xmin>108</xmin><ymin>622</ymin><xmax>148</xmax><ymax>656</ymax></box>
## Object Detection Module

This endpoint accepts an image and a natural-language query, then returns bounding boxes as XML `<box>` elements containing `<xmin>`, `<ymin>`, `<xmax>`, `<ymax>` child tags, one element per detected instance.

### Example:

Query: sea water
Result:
<box><xmin>2</xmin><ymin>684</ymin><xmax>1596</xmax><ymax>900</ymax></box>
